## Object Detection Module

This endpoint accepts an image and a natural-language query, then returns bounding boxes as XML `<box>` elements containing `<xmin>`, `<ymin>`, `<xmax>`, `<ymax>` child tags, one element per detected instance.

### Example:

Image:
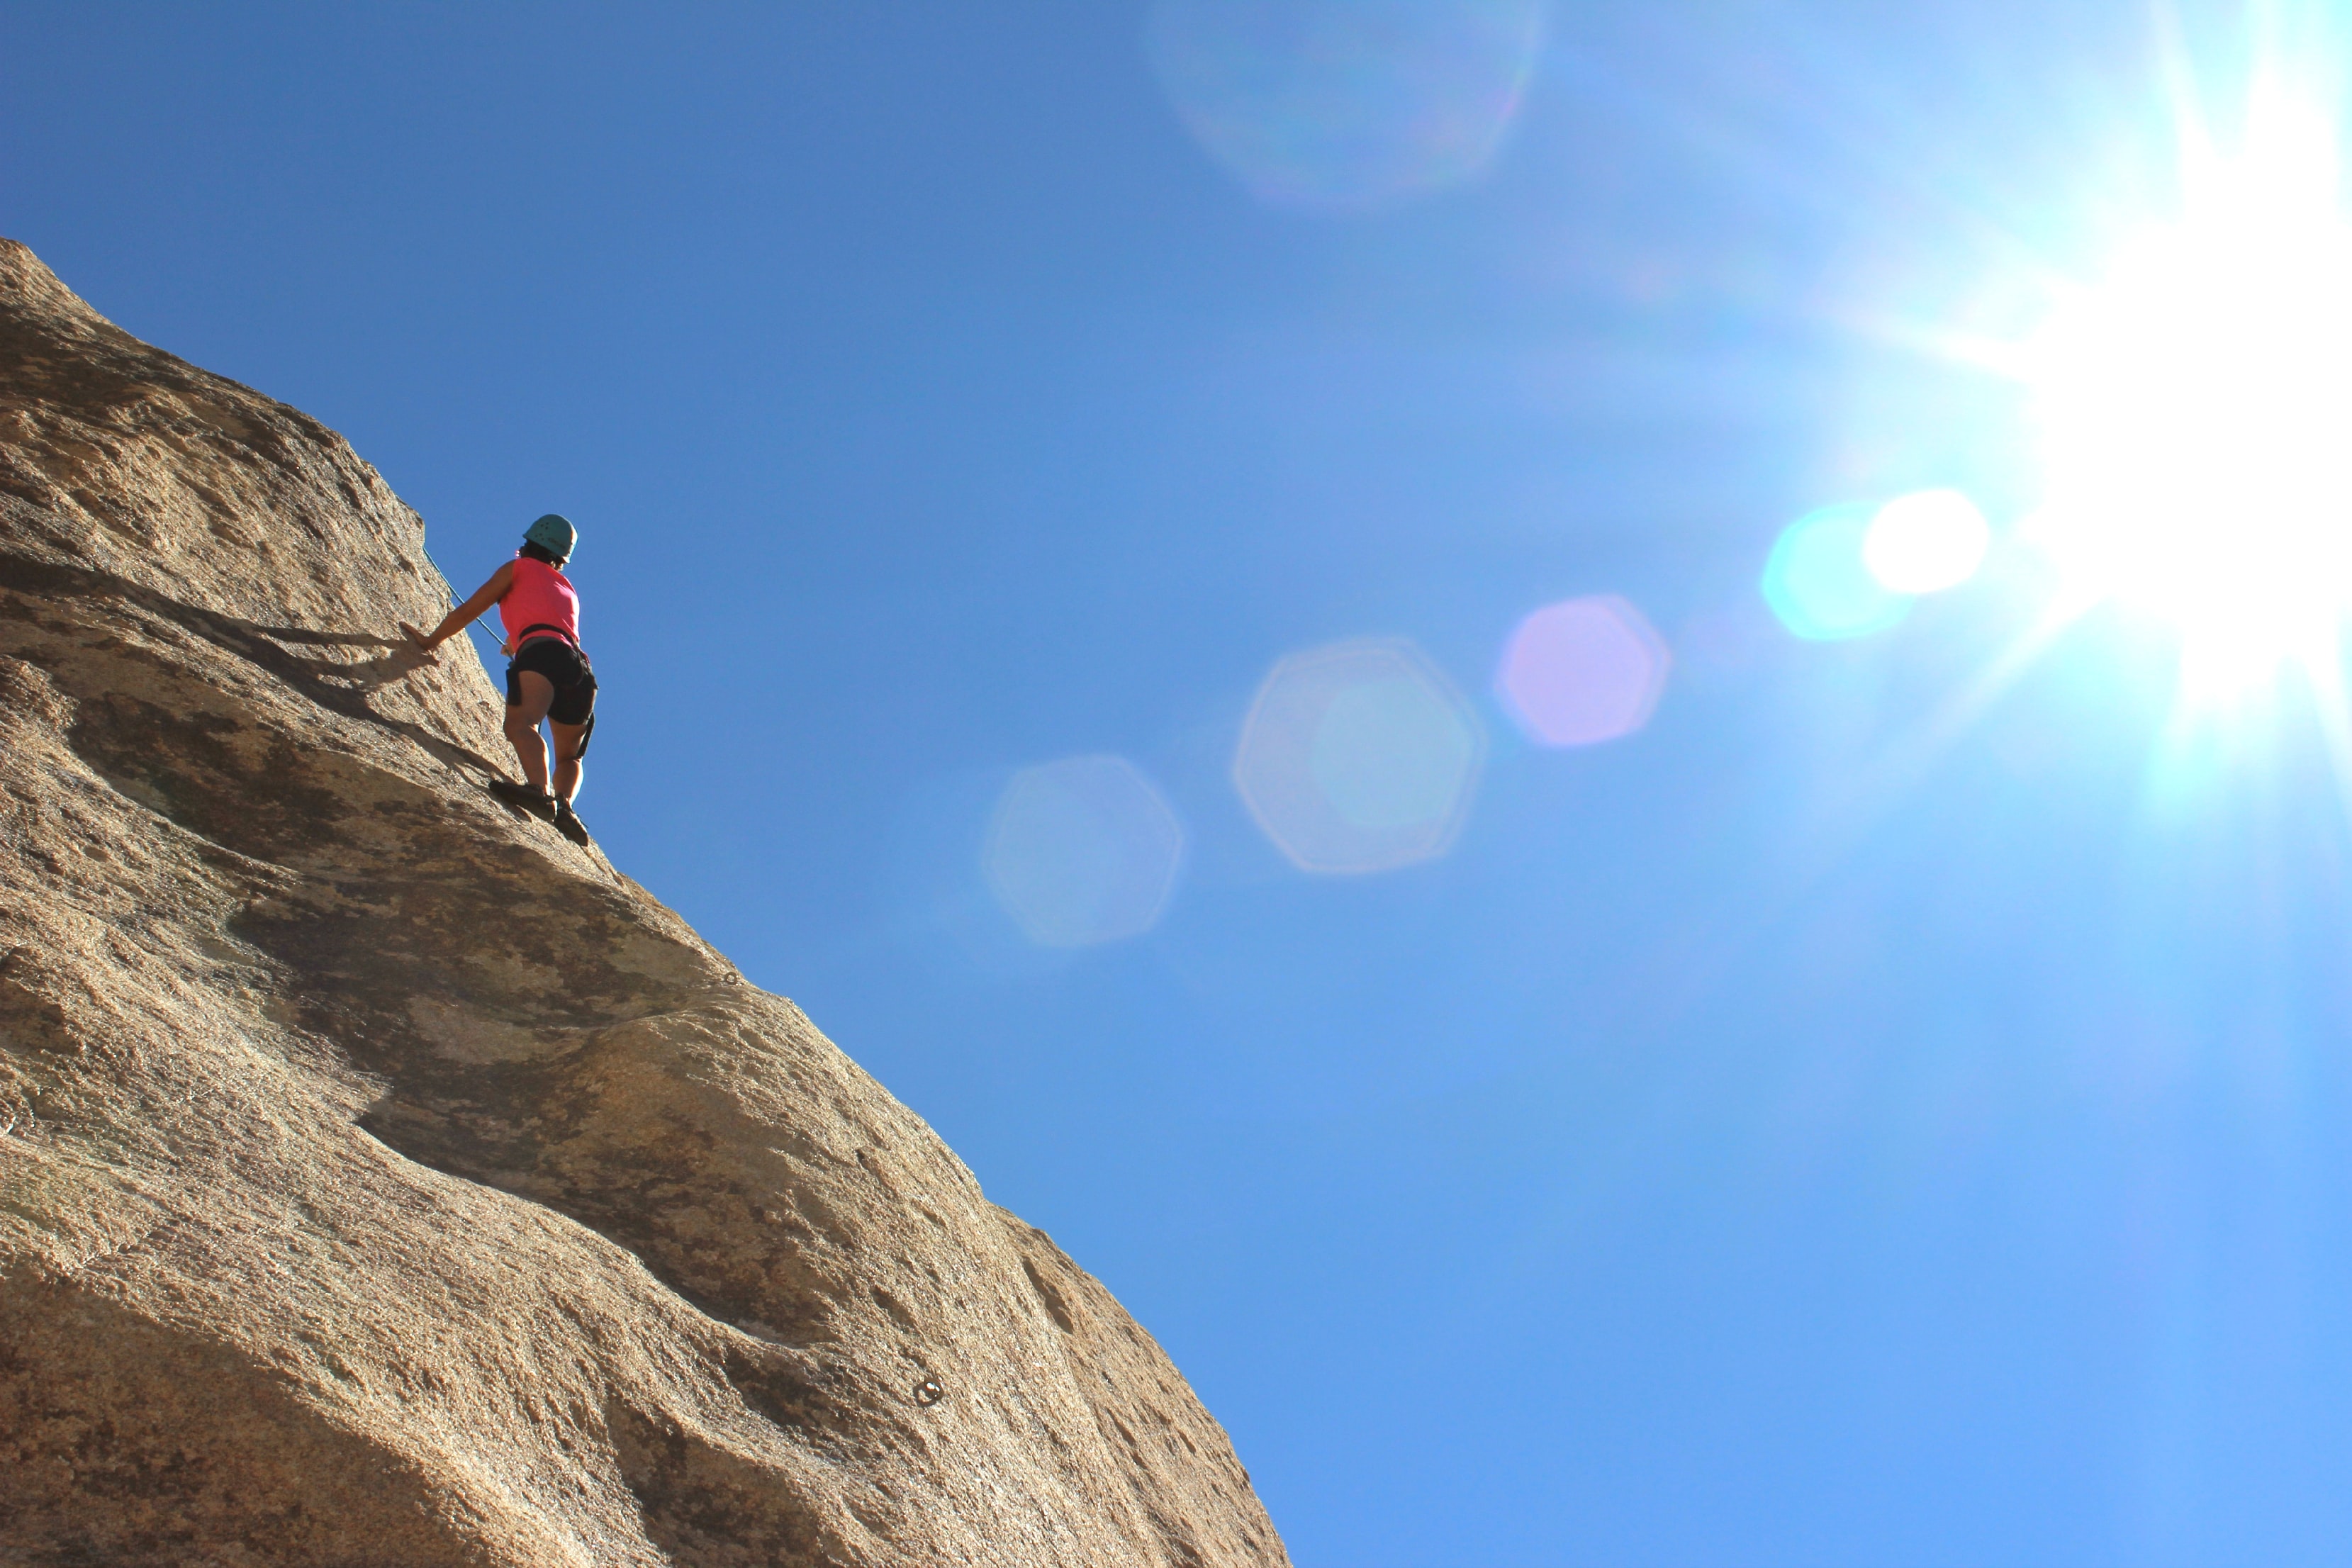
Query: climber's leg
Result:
<box><xmin>549</xmin><ymin>719</ymin><xmax>587</xmax><ymax>805</ymax></box>
<box><xmin>504</xmin><ymin>670</ymin><xmax>555</xmax><ymax>794</ymax></box>
<box><xmin>544</xmin><ymin>666</ymin><xmax>597</xmax><ymax>814</ymax></box>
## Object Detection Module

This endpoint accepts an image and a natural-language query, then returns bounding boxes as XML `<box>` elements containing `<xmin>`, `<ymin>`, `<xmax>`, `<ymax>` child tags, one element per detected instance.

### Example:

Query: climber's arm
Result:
<box><xmin>401</xmin><ymin>561</ymin><xmax>517</xmax><ymax>661</ymax></box>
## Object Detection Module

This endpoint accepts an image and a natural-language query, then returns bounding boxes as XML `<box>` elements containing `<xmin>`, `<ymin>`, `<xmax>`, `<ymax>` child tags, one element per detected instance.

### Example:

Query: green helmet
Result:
<box><xmin>524</xmin><ymin>513</ymin><xmax>576</xmax><ymax>560</ymax></box>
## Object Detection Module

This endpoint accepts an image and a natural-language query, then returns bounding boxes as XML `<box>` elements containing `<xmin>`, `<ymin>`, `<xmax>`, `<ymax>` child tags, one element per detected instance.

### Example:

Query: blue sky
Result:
<box><xmin>11</xmin><ymin>4</ymin><xmax>2352</xmax><ymax>1563</ymax></box>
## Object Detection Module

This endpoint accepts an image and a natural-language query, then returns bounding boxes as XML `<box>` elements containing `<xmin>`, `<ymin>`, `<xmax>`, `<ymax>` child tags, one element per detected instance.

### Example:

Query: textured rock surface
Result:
<box><xmin>0</xmin><ymin>238</ymin><xmax>1286</xmax><ymax>1568</ymax></box>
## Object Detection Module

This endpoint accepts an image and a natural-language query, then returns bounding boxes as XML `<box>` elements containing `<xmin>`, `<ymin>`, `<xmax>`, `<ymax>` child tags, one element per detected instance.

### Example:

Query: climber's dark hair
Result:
<box><xmin>517</xmin><ymin>541</ymin><xmax>563</xmax><ymax>566</ymax></box>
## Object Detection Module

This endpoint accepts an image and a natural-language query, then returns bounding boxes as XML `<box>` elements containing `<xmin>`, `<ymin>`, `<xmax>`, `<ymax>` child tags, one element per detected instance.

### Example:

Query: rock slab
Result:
<box><xmin>0</xmin><ymin>238</ymin><xmax>1287</xmax><ymax>1568</ymax></box>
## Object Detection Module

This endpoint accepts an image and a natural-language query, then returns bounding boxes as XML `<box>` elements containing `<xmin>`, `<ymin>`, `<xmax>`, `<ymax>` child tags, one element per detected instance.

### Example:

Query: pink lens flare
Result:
<box><xmin>1496</xmin><ymin>595</ymin><xmax>1671</xmax><ymax>748</ymax></box>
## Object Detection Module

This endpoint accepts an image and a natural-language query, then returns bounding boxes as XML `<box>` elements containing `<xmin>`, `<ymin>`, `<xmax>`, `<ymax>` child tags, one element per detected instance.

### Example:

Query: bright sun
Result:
<box><xmin>2026</xmin><ymin>81</ymin><xmax>2352</xmax><ymax>688</ymax></box>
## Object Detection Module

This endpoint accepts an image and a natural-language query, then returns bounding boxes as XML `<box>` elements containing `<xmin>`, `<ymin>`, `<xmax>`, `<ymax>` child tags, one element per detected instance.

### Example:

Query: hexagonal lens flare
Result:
<box><xmin>1147</xmin><ymin>0</ymin><xmax>1547</xmax><ymax>212</ymax></box>
<box><xmin>1233</xmin><ymin>638</ymin><xmax>1485</xmax><ymax>874</ymax></box>
<box><xmin>982</xmin><ymin>756</ymin><xmax>1185</xmax><ymax>947</ymax></box>
<box><xmin>1496</xmin><ymin>594</ymin><xmax>1672</xmax><ymax>747</ymax></box>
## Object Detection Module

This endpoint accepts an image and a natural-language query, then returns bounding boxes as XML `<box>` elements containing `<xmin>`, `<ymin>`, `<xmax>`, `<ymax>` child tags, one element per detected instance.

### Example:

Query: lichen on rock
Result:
<box><xmin>0</xmin><ymin>237</ymin><xmax>1285</xmax><ymax>1568</ymax></box>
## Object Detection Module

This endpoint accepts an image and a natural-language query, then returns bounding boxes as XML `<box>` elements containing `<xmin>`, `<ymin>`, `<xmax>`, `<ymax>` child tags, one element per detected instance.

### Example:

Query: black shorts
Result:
<box><xmin>507</xmin><ymin>637</ymin><xmax>598</xmax><ymax>727</ymax></box>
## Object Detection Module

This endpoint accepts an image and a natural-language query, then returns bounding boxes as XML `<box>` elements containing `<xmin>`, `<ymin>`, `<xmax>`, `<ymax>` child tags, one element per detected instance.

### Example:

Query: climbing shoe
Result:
<box><xmin>553</xmin><ymin>800</ymin><xmax>592</xmax><ymax>848</ymax></box>
<box><xmin>487</xmin><ymin>778</ymin><xmax>559</xmax><ymax>820</ymax></box>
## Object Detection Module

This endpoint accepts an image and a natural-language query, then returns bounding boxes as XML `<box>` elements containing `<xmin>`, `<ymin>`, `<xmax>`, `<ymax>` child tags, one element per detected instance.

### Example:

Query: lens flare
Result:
<box><xmin>1147</xmin><ymin>0</ymin><xmax>1546</xmax><ymax>212</ymax></box>
<box><xmin>983</xmin><ymin>756</ymin><xmax>1185</xmax><ymax>947</ymax></box>
<box><xmin>2027</xmin><ymin>77</ymin><xmax>2352</xmax><ymax>682</ymax></box>
<box><xmin>1234</xmin><ymin>638</ymin><xmax>1484</xmax><ymax>873</ymax></box>
<box><xmin>1864</xmin><ymin>490</ymin><xmax>1990</xmax><ymax>595</ymax></box>
<box><xmin>1497</xmin><ymin>594</ymin><xmax>1671</xmax><ymax>746</ymax></box>
<box><xmin>1763</xmin><ymin>503</ymin><xmax>1913</xmax><ymax>641</ymax></box>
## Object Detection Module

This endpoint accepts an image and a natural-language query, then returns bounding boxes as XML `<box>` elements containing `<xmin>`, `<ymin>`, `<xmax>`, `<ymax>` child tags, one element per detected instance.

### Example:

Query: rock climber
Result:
<box><xmin>401</xmin><ymin>513</ymin><xmax>598</xmax><ymax>847</ymax></box>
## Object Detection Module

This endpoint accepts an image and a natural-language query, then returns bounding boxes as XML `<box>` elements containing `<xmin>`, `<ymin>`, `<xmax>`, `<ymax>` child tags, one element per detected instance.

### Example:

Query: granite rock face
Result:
<box><xmin>0</xmin><ymin>238</ymin><xmax>1285</xmax><ymax>1568</ymax></box>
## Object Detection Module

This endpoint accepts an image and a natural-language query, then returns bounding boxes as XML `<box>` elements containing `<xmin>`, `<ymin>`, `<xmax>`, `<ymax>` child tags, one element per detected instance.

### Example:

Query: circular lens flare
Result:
<box><xmin>2027</xmin><ymin>82</ymin><xmax>2352</xmax><ymax>683</ymax></box>
<box><xmin>1864</xmin><ymin>490</ymin><xmax>1990</xmax><ymax>594</ymax></box>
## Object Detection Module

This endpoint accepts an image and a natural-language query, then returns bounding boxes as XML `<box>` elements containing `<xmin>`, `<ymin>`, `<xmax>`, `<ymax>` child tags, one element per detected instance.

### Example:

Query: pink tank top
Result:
<box><xmin>497</xmin><ymin>555</ymin><xmax>581</xmax><ymax>652</ymax></box>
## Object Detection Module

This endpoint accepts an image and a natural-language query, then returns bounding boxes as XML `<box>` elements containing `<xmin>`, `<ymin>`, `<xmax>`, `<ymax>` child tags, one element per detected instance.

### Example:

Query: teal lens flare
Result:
<box><xmin>1763</xmin><ymin>503</ymin><xmax>1913</xmax><ymax>641</ymax></box>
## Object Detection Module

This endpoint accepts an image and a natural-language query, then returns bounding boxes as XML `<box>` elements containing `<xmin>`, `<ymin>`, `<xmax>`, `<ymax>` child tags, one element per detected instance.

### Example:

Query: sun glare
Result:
<box><xmin>2027</xmin><ymin>79</ymin><xmax>2352</xmax><ymax>686</ymax></box>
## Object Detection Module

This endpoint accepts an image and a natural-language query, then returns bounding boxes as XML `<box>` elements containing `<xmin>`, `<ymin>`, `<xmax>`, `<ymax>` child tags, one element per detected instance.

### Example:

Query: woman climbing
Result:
<box><xmin>402</xmin><ymin>513</ymin><xmax>598</xmax><ymax>847</ymax></box>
